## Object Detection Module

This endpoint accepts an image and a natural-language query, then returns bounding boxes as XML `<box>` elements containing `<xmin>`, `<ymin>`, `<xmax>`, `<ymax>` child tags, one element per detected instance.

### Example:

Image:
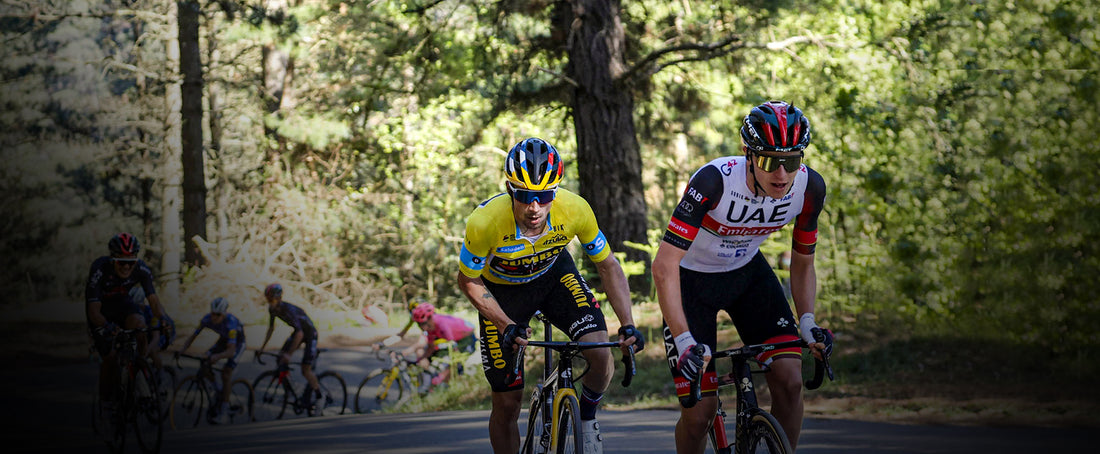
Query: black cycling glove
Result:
<box><xmin>501</xmin><ymin>324</ymin><xmax>528</xmax><ymax>352</ymax></box>
<box><xmin>617</xmin><ymin>325</ymin><xmax>645</xmax><ymax>352</ymax></box>
<box><xmin>812</xmin><ymin>327</ymin><xmax>835</xmax><ymax>359</ymax></box>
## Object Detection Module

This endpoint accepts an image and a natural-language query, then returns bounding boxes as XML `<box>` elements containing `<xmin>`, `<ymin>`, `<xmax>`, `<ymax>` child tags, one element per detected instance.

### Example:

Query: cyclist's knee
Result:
<box><xmin>680</xmin><ymin>398</ymin><xmax>718</xmax><ymax>427</ymax></box>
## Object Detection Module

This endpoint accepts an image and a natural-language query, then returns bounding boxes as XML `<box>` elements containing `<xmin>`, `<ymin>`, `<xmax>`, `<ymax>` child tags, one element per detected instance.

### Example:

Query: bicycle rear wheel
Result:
<box><xmin>132</xmin><ymin>361</ymin><xmax>163</xmax><ymax>453</ymax></box>
<box><xmin>170</xmin><ymin>376</ymin><xmax>206</xmax><ymax>430</ymax></box>
<box><xmin>736</xmin><ymin>408</ymin><xmax>792</xmax><ymax>454</ymax></box>
<box><xmin>252</xmin><ymin>370</ymin><xmax>290</xmax><ymax>421</ymax></box>
<box><xmin>226</xmin><ymin>378</ymin><xmax>254</xmax><ymax>424</ymax></box>
<box><xmin>355</xmin><ymin>368</ymin><xmax>406</xmax><ymax>413</ymax></box>
<box><xmin>553</xmin><ymin>393</ymin><xmax>583</xmax><ymax>454</ymax></box>
<box><xmin>315</xmin><ymin>371</ymin><xmax>347</xmax><ymax>416</ymax></box>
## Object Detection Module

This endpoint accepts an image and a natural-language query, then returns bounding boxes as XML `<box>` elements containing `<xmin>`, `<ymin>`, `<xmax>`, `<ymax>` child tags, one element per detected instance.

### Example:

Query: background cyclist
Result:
<box><xmin>652</xmin><ymin>101</ymin><xmax>833</xmax><ymax>452</ymax></box>
<box><xmin>456</xmin><ymin>137</ymin><xmax>645</xmax><ymax>454</ymax></box>
<box><xmin>403</xmin><ymin>302</ymin><xmax>477</xmax><ymax>387</ymax></box>
<box><xmin>85</xmin><ymin>232</ymin><xmax>171</xmax><ymax>425</ymax></box>
<box><xmin>255</xmin><ymin>282</ymin><xmax>325</xmax><ymax>413</ymax></box>
<box><xmin>174</xmin><ymin>296</ymin><xmax>247</xmax><ymax>424</ymax></box>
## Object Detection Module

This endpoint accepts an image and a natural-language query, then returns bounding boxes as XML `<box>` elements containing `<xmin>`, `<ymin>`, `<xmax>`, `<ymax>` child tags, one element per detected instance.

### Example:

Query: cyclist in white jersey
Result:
<box><xmin>653</xmin><ymin>101</ymin><xmax>834</xmax><ymax>453</ymax></box>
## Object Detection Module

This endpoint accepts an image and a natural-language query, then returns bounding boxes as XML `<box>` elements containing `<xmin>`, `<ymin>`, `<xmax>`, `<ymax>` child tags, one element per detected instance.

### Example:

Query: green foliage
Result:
<box><xmin>4</xmin><ymin>1</ymin><xmax>1096</xmax><ymax>370</ymax></box>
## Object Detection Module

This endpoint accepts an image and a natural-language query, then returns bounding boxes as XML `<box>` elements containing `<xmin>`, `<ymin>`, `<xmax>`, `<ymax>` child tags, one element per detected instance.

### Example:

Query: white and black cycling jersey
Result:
<box><xmin>662</xmin><ymin>156</ymin><xmax>826</xmax><ymax>273</ymax></box>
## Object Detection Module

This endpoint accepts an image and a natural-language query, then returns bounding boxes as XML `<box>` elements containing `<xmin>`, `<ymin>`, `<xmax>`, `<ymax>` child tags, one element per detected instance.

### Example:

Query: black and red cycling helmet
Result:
<box><xmin>108</xmin><ymin>232</ymin><xmax>140</xmax><ymax>258</ymax></box>
<box><xmin>740</xmin><ymin>101</ymin><xmax>811</xmax><ymax>153</ymax></box>
<box><xmin>264</xmin><ymin>283</ymin><xmax>283</xmax><ymax>299</ymax></box>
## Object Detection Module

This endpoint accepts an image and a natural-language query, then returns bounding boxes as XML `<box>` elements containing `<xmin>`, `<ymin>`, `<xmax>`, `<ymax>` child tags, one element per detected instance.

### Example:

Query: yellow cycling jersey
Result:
<box><xmin>459</xmin><ymin>188</ymin><xmax>610</xmax><ymax>285</ymax></box>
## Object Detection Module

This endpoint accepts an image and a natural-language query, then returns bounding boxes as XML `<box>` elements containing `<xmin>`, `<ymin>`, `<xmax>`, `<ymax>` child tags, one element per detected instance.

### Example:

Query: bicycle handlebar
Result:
<box><xmin>511</xmin><ymin>339</ymin><xmax>638</xmax><ymax>388</ymax></box>
<box><xmin>682</xmin><ymin>338</ymin><xmax>835</xmax><ymax>408</ymax></box>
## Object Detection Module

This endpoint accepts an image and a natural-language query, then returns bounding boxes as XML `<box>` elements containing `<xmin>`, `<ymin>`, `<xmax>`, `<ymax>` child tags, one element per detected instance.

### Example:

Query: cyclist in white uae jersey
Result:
<box><xmin>653</xmin><ymin>101</ymin><xmax>833</xmax><ymax>453</ymax></box>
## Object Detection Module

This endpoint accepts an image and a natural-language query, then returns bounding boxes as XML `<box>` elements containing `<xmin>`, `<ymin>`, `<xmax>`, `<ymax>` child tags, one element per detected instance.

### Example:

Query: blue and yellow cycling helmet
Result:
<box><xmin>504</xmin><ymin>138</ymin><xmax>564</xmax><ymax>190</ymax></box>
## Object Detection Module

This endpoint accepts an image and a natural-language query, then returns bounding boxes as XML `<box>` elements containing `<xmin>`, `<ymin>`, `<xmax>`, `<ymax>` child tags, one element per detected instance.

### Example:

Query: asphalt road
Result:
<box><xmin>6</xmin><ymin>347</ymin><xmax>1096</xmax><ymax>453</ymax></box>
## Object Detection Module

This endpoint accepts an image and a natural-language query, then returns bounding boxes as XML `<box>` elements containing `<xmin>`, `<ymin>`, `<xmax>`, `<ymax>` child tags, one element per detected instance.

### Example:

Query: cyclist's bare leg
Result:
<box><xmin>302</xmin><ymin>363</ymin><xmax>321</xmax><ymax>392</ymax></box>
<box><xmin>763</xmin><ymin>356</ymin><xmax>804</xmax><ymax>449</ymax></box>
<box><xmin>220</xmin><ymin>365</ymin><xmax>234</xmax><ymax>404</ymax></box>
<box><xmin>147</xmin><ymin>330</ymin><xmax>163</xmax><ymax>370</ymax></box>
<box><xmin>576</xmin><ymin>330</ymin><xmax>613</xmax><ymax>392</ymax></box>
<box><xmin>489</xmin><ymin>389</ymin><xmax>523</xmax><ymax>454</ymax></box>
<box><xmin>675</xmin><ymin>396</ymin><xmax>717</xmax><ymax>454</ymax></box>
<box><xmin>124</xmin><ymin>313</ymin><xmax>149</xmax><ymax>359</ymax></box>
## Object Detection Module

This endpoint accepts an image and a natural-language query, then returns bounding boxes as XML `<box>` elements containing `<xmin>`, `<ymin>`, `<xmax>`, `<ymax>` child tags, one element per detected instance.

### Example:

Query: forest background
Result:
<box><xmin>2</xmin><ymin>0</ymin><xmax>1097</xmax><ymax>425</ymax></box>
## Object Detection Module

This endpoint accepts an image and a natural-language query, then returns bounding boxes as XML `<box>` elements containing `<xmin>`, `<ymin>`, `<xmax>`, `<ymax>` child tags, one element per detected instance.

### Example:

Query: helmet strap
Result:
<box><xmin>746</xmin><ymin>152</ymin><xmax>766</xmax><ymax>199</ymax></box>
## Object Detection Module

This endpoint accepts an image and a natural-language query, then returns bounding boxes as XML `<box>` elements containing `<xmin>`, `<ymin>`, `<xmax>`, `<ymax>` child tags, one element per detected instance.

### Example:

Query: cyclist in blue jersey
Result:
<box><xmin>255</xmin><ymin>283</ymin><xmax>324</xmax><ymax>409</ymax></box>
<box><xmin>653</xmin><ymin>101</ymin><xmax>834</xmax><ymax>452</ymax></box>
<box><xmin>175</xmin><ymin>297</ymin><xmax>247</xmax><ymax>424</ymax></box>
<box><xmin>86</xmin><ymin>233</ymin><xmax>171</xmax><ymax>429</ymax></box>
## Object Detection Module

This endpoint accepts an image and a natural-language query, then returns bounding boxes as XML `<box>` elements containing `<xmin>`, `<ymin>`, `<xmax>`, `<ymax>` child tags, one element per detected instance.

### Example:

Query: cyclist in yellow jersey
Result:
<box><xmin>458</xmin><ymin>137</ymin><xmax>645</xmax><ymax>454</ymax></box>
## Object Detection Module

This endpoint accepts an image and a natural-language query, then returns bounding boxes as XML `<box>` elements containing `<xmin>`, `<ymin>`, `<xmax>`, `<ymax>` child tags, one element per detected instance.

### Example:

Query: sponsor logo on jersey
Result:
<box><xmin>495</xmin><ymin>244</ymin><xmax>525</xmax><ymax>254</ymax></box>
<box><xmin>545</xmin><ymin>233</ymin><xmax>569</xmax><ymax>245</ymax></box>
<box><xmin>482</xmin><ymin>319</ymin><xmax>507</xmax><ymax>370</ymax></box>
<box><xmin>719</xmin><ymin>159</ymin><xmax>737</xmax><ymax>176</ymax></box>
<box><xmin>560</xmin><ymin>273</ymin><xmax>592</xmax><ymax>308</ymax></box>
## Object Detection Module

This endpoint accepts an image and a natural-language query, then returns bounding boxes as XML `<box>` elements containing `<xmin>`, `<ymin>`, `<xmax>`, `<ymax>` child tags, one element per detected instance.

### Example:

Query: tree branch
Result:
<box><xmin>620</xmin><ymin>35</ymin><xmax>742</xmax><ymax>83</ymax></box>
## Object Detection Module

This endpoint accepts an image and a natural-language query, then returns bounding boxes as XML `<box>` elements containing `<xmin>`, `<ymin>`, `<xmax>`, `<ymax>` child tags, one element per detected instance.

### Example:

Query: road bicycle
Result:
<box><xmin>514</xmin><ymin>312</ymin><xmax>637</xmax><ymax>454</ymax></box>
<box><xmin>91</xmin><ymin>326</ymin><xmax>165</xmax><ymax>454</ymax></box>
<box><xmin>169</xmin><ymin>353</ymin><xmax>254</xmax><ymax>429</ymax></box>
<box><xmin>683</xmin><ymin>331</ymin><xmax>834</xmax><ymax>454</ymax></box>
<box><xmin>354</xmin><ymin>348</ymin><xmax>435</xmax><ymax>413</ymax></box>
<box><xmin>252</xmin><ymin>350</ymin><xmax>348</xmax><ymax>421</ymax></box>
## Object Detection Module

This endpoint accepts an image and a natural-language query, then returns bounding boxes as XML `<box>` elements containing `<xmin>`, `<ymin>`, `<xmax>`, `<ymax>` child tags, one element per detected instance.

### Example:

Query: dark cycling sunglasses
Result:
<box><xmin>112</xmin><ymin>257</ymin><xmax>138</xmax><ymax>267</ymax></box>
<box><xmin>752</xmin><ymin>152</ymin><xmax>803</xmax><ymax>173</ymax></box>
<box><xmin>509</xmin><ymin>184</ymin><xmax>556</xmax><ymax>205</ymax></box>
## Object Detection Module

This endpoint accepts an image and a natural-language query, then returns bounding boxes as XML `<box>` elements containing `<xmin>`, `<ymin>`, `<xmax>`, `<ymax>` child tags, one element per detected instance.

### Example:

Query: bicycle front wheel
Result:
<box><xmin>316</xmin><ymin>371</ymin><xmax>347</xmax><ymax>416</ymax></box>
<box><xmin>355</xmin><ymin>368</ymin><xmax>406</xmax><ymax>413</ymax></box>
<box><xmin>170</xmin><ymin>376</ymin><xmax>206</xmax><ymax>430</ymax></box>
<box><xmin>252</xmin><ymin>371</ymin><xmax>289</xmax><ymax>421</ymax></box>
<box><xmin>226</xmin><ymin>378</ymin><xmax>254</xmax><ymax>424</ymax></box>
<box><xmin>521</xmin><ymin>384</ymin><xmax>550</xmax><ymax>454</ymax></box>
<box><xmin>132</xmin><ymin>361</ymin><xmax>163</xmax><ymax>453</ymax></box>
<box><xmin>736</xmin><ymin>409</ymin><xmax>792</xmax><ymax>454</ymax></box>
<box><xmin>552</xmin><ymin>393</ymin><xmax>583</xmax><ymax>454</ymax></box>
<box><xmin>152</xmin><ymin>366</ymin><xmax>177</xmax><ymax>424</ymax></box>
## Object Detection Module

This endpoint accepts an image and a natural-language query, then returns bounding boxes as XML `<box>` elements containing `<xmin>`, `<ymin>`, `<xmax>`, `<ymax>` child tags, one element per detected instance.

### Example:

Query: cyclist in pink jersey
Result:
<box><xmin>404</xmin><ymin>303</ymin><xmax>477</xmax><ymax>386</ymax></box>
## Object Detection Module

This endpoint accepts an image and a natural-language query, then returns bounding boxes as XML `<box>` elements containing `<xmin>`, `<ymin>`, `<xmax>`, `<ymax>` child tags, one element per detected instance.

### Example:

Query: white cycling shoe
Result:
<box><xmin>581</xmin><ymin>419</ymin><xmax>602</xmax><ymax>454</ymax></box>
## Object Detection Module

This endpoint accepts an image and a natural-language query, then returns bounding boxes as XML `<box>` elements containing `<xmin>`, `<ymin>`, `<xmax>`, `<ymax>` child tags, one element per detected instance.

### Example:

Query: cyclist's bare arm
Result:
<box><xmin>147</xmin><ymin>293</ymin><xmax>166</xmax><ymax>319</ymax></box>
<box><xmin>592</xmin><ymin>254</ymin><xmax>637</xmax><ymax>346</ymax></box>
<box><xmin>258</xmin><ymin>316</ymin><xmax>275</xmax><ymax>352</ymax></box>
<box><xmin>652</xmin><ymin>242</ymin><xmax>691</xmax><ymax>338</ymax></box>
<box><xmin>789</xmin><ymin>250</ymin><xmax>826</xmax><ymax>359</ymax></box>
<box><xmin>456</xmin><ymin>271</ymin><xmax>528</xmax><ymax>344</ymax></box>
<box><xmin>87</xmin><ymin>301</ymin><xmax>108</xmax><ymax>328</ymax></box>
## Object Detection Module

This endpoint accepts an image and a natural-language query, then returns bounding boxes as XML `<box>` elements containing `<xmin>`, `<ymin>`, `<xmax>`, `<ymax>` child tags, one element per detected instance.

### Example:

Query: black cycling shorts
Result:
<box><xmin>479</xmin><ymin>251</ymin><xmax>608</xmax><ymax>392</ymax></box>
<box><xmin>281</xmin><ymin>331</ymin><xmax>320</xmax><ymax>366</ymax></box>
<box><xmin>662</xmin><ymin>251</ymin><xmax>799</xmax><ymax>397</ymax></box>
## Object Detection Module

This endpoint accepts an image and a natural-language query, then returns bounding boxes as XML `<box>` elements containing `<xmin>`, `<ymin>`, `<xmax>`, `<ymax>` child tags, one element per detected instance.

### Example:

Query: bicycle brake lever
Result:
<box><xmin>620</xmin><ymin>345</ymin><xmax>636</xmax><ymax>388</ymax></box>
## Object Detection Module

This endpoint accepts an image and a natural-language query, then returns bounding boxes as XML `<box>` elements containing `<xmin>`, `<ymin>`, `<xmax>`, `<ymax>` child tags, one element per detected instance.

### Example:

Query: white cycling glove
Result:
<box><xmin>673</xmin><ymin>332</ymin><xmax>711</xmax><ymax>381</ymax></box>
<box><xmin>799</xmin><ymin>313</ymin><xmax>820</xmax><ymax>345</ymax></box>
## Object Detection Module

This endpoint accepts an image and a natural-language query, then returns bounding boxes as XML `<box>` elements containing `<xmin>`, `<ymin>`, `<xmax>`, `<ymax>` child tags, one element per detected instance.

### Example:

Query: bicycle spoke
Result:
<box><xmin>227</xmin><ymin>379</ymin><xmax>254</xmax><ymax>424</ymax></box>
<box><xmin>315</xmin><ymin>371</ymin><xmax>347</xmax><ymax>416</ymax></box>
<box><xmin>355</xmin><ymin>369</ymin><xmax>405</xmax><ymax>413</ymax></box>
<box><xmin>252</xmin><ymin>371</ymin><xmax>289</xmax><ymax>422</ymax></box>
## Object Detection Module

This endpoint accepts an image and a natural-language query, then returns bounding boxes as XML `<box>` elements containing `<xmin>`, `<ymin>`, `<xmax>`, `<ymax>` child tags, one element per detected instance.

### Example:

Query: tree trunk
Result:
<box><xmin>262</xmin><ymin>0</ymin><xmax>293</xmax><ymax>166</ymax></box>
<box><xmin>565</xmin><ymin>0</ymin><xmax>650</xmax><ymax>291</ymax></box>
<box><xmin>161</xmin><ymin>0</ymin><xmax>184</xmax><ymax>308</ymax></box>
<box><xmin>179</xmin><ymin>0</ymin><xmax>206</xmax><ymax>266</ymax></box>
